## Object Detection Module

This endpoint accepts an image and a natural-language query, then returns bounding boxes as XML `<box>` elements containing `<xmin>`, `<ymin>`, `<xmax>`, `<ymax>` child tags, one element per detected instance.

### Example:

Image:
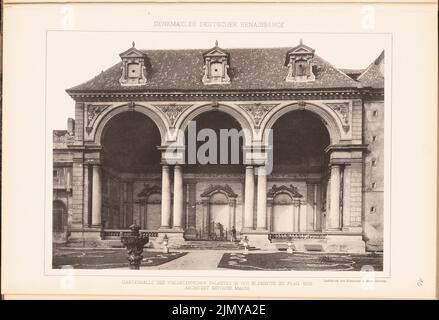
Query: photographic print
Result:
<box><xmin>50</xmin><ymin>32</ymin><xmax>385</xmax><ymax>272</ymax></box>
<box><xmin>4</xmin><ymin>1</ymin><xmax>436</xmax><ymax>300</ymax></box>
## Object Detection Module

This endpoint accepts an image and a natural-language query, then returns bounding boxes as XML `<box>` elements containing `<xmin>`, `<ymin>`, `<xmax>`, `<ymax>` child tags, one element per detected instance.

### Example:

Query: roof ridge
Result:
<box><xmin>358</xmin><ymin>50</ymin><xmax>384</xmax><ymax>81</ymax></box>
<box><xmin>66</xmin><ymin>62</ymin><xmax>122</xmax><ymax>92</ymax></box>
<box><xmin>139</xmin><ymin>46</ymin><xmax>293</xmax><ymax>52</ymax></box>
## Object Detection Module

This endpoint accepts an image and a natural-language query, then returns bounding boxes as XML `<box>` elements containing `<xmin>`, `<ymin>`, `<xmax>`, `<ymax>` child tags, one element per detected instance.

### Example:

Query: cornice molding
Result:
<box><xmin>67</xmin><ymin>88</ymin><xmax>383</xmax><ymax>102</ymax></box>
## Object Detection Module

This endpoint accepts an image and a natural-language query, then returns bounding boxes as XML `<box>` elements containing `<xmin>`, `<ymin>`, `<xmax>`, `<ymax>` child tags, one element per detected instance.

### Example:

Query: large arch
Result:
<box><xmin>175</xmin><ymin>103</ymin><xmax>254</xmax><ymax>146</ymax></box>
<box><xmin>261</xmin><ymin>102</ymin><xmax>344</xmax><ymax>145</ymax></box>
<box><xmin>93</xmin><ymin>103</ymin><xmax>168</xmax><ymax>145</ymax></box>
<box><xmin>270</xmin><ymin>109</ymin><xmax>330</xmax><ymax>174</ymax></box>
<box><xmin>183</xmin><ymin>110</ymin><xmax>246</xmax><ymax>173</ymax></box>
<box><xmin>101</xmin><ymin>111</ymin><xmax>162</xmax><ymax>174</ymax></box>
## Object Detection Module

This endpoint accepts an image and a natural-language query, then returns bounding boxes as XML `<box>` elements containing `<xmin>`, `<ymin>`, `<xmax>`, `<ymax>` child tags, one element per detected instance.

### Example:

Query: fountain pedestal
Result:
<box><xmin>121</xmin><ymin>224</ymin><xmax>149</xmax><ymax>270</ymax></box>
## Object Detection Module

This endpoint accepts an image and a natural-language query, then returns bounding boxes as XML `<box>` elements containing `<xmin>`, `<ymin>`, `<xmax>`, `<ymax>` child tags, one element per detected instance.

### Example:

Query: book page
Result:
<box><xmin>1</xmin><ymin>1</ymin><xmax>437</xmax><ymax>299</ymax></box>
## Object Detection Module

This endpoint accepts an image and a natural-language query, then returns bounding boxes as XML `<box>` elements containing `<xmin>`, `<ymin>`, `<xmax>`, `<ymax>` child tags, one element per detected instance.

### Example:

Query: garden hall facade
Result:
<box><xmin>53</xmin><ymin>41</ymin><xmax>384</xmax><ymax>252</ymax></box>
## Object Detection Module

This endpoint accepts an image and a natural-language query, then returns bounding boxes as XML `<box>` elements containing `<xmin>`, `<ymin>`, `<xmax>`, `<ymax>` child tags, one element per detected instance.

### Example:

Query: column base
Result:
<box><xmin>240</xmin><ymin>230</ymin><xmax>272</xmax><ymax>249</ymax></box>
<box><xmin>66</xmin><ymin>227</ymin><xmax>103</xmax><ymax>248</ymax></box>
<box><xmin>184</xmin><ymin>227</ymin><xmax>198</xmax><ymax>240</ymax></box>
<box><xmin>325</xmin><ymin>234</ymin><xmax>366</xmax><ymax>253</ymax></box>
<box><xmin>156</xmin><ymin>229</ymin><xmax>186</xmax><ymax>248</ymax></box>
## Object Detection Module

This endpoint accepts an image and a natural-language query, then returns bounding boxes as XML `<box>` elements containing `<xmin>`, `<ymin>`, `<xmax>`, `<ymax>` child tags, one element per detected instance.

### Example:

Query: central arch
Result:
<box><xmin>183</xmin><ymin>110</ymin><xmax>245</xmax><ymax>174</ymax></box>
<box><xmin>176</xmin><ymin>103</ymin><xmax>253</xmax><ymax>146</ymax></box>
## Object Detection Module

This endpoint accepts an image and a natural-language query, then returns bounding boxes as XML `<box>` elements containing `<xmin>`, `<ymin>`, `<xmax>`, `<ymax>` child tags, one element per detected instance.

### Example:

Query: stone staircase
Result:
<box><xmin>176</xmin><ymin>240</ymin><xmax>260</xmax><ymax>251</ymax></box>
<box><xmin>101</xmin><ymin>238</ymin><xmax>261</xmax><ymax>251</ymax></box>
<box><xmin>270</xmin><ymin>238</ymin><xmax>325</xmax><ymax>252</ymax></box>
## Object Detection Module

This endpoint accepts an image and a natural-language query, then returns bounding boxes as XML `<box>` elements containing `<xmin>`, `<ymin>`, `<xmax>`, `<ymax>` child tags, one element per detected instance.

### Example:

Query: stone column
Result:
<box><xmin>184</xmin><ymin>183</ymin><xmax>197</xmax><ymax>239</ymax></box>
<box><xmin>83</xmin><ymin>164</ymin><xmax>90</xmax><ymax>227</ymax></box>
<box><xmin>201</xmin><ymin>199</ymin><xmax>209</xmax><ymax>237</ymax></box>
<box><xmin>306</xmin><ymin>183</ymin><xmax>314</xmax><ymax>231</ymax></box>
<box><xmin>173</xmin><ymin>165</ymin><xmax>184</xmax><ymax>230</ymax></box>
<box><xmin>342</xmin><ymin>165</ymin><xmax>351</xmax><ymax>229</ymax></box>
<box><xmin>91</xmin><ymin>164</ymin><xmax>102</xmax><ymax>227</ymax></box>
<box><xmin>293</xmin><ymin>200</ymin><xmax>300</xmax><ymax>232</ymax></box>
<box><xmin>267</xmin><ymin>200</ymin><xmax>273</xmax><ymax>232</ymax></box>
<box><xmin>328</xmin><ymin>164</ymin><xmax>341</xmax><ymax>230</ymax></box>
<box><xmin>160</xmin><ymin>165</ymin><xmax>171</xmax><ymax>229</ymax></box>
<box><xmin>256</xmin><ymin>166</ymin><xmax>267</xmax><ymax>230</ymax></box>
<box><xmin>243</xmin><ymin>166</ymin><xmax>255</xmax><ymax>231</ymax></box>
<box><xmin>229</xmin><ymin>199</ymin><xmax>237</xmax><ymax>230</ymax></box>
<box><xmin>71</xmin><ymin>154</ymin><xmax>84</xmax><ymax>230</ymax></box>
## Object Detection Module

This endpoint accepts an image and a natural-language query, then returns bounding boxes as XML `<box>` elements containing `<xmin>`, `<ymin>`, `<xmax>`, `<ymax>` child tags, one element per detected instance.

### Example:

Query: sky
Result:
<box><xmin>47</xmin><ymin>31</ymin><xmax>387</xmax><ymax>130</ymax></box>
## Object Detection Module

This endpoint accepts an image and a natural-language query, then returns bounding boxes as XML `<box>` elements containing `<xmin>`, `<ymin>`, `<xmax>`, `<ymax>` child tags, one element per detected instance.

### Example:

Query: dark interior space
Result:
<box><xmin>272</xmin><ymin>110</ymin><xmax>330</xmax><ymax>174</ymax></box>
<box><xmin>184</xmin><ymin>110</ymin><xmax>245</xmax><ymax>174</ymax></box>
<box><xmin>102</xmin><ymin>111</ymin><xmax>161</xmax><ymax>174</ymax></box>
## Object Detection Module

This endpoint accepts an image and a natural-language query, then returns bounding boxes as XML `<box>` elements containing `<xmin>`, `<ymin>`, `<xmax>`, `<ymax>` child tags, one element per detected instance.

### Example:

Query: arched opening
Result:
<box><xmin>184</xmin><ymin>111</ymin><xmax>245</xmax><ymax>174</ymax></box>
<box><xmin>53</xmin><ymin>200</ymin><xmax>67</xmax><ymax>233</ymax></box>
<box><xmin>101</xmin><ymin>112</ymin><xmax>161</xmax><ymax>229</ymax></box>
<box><xmin>271</xmin><ymin>110</ymin><xmax>330</xmax><ymax>232</ymax></box>
<box><xmin>183</xmin><ymin>111</ymin><xmax>243</xmax><ymax>240</ymax></box>
<box><xmin>273</xmin><ymin>110</ymin><xmax>330</xmax><ymax>173</ymax></box>
<box><xmin>102</xmin><ymin>112</ymin><xmax>161</xmax><ymax>173</ymax></box>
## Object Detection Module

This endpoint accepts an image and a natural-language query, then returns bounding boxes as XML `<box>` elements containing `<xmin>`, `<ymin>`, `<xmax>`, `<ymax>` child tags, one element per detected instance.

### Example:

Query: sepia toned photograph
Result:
<box><xmin>3</xmin><ymin>0</ymin><xmax>437</xmax><ymax>300</ymax></box>
<box><xmin>51</xmin><ymin>32</ymin><xmax>385</xmax><ymax>272</ymax></box>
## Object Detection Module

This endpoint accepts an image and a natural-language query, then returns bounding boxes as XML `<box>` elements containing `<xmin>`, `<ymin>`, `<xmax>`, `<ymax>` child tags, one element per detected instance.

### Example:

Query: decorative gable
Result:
<box><xmin>202</xmin><ymin>41</ymin><xmax>231</xmax><ymax>85</ymax></box>
<box><xmin>200</xmin><ymin>184</ymin><xmax>238</xmax><ymax>198</ymax></box>
<box><xmin>285</xmin><ymin>40</ymin><xmax>316</xmax><ymax>83</ymax></box>
<box><xmin>119</xmin><ymin>42</ymin><xmax>147</xmax><ymax>86</ymax></box>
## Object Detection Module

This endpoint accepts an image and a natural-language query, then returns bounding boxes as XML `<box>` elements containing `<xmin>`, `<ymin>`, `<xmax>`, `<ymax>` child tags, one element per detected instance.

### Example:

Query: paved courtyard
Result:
<box><xmin>53</xmin><ymin>247</ymin><xmax>383</xmax><ymax>271</ymax></box>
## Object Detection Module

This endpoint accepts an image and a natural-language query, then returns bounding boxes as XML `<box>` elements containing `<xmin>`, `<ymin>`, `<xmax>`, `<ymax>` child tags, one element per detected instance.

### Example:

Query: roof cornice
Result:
<box><xmin>66</xmin><ymin>88</ymin><xmax>383</xmax><ymax>102</ymax></box>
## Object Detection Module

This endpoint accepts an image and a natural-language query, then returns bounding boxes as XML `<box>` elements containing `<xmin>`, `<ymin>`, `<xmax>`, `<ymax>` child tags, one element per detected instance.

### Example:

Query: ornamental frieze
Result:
<box><xmin>86</xmin><ymin>104</ymin><xmax>110</xmax><ymax>133</ymax></box>
<box><xmin>325</xmin><ymin>102</ymin><xmax>351</xmax><ymax>132</ymax></box>
<box><xmin>237</xmin><ymin>103</ymin><xmax>278</xmax><ymax>128</ymax></box>
<box><xmin>153</xmin><ymin>103</ymin><xmax>192</xmax><ymax>127</ymax></box>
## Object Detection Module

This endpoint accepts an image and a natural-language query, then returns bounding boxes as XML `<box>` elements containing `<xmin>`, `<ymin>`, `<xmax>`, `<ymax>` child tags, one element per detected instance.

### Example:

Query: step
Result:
<box><xmin>178</xmin><ymin>241</ymin><xmax>241</xmax><ymax>250</ymax></box>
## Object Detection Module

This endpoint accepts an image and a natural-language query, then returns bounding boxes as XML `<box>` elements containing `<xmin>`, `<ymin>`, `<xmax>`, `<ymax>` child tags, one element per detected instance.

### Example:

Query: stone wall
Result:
<box><xmin>363</xmin><ymin>100</ymin><xmax>384</xmax><ymax>251</ymax></box>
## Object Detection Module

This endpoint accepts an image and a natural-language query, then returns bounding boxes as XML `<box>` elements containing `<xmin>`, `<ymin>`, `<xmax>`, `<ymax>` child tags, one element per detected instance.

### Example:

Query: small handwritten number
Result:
<box><xmin>417</xmin><ymin>278</ymin><xmax>423</xmax><ymax>287</ymax></box>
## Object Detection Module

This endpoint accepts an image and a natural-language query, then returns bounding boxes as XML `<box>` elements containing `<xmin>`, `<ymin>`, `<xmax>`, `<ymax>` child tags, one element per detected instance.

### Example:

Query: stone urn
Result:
<box><xmin>121</xmin><ymin>224</ymin><xmax>149</xmax><ymax>270</ymax></box>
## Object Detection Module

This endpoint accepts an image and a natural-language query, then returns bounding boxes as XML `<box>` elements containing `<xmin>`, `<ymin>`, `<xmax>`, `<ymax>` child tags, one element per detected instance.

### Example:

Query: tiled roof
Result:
<box><xmin>340</xmin><ymin>69</ymin><xmax>365</xmax><ymax>81</ymax></box>
<box><xmin>357</xmin><ymin>51</ymin><xmax>384</xmax><ymax>89</ymax></box>
<box><xmin>67</xmin><ymin>47</ymin><xmax>363</xmax><ymax>93</ymax></box>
